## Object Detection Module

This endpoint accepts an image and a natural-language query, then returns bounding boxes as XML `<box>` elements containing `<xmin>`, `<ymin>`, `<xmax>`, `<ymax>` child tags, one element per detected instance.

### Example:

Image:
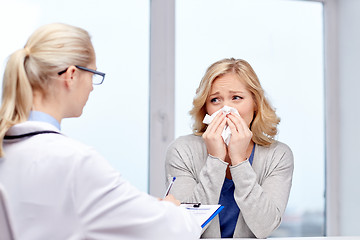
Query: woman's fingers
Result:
<box><xmin>162</xmin><ymin>194</ymin><xmax>181</xmax><ymax>206</ymax></box>
<box><xmin>203</xmin><ymin>112</ymin><xmax>226</xmax><ymax>140</ymax></box>
<box><xmin>227</xmin><ymin>112</ymin><xmax>249</xmax><ymax>134</ymax></box>
<box><xmin>203</xmin><ymin>112</ymin><xmax>227</xmax><ymax>160</ymax></box>
<box><xmin>226</xmin><ymin>113</ymin><xmax>253</xmax><ymax>165</ymax></box>
<box><xmin>205</xmin><ymin>111</ymin><xmax>226</xmax><ymax>133</ymax></box>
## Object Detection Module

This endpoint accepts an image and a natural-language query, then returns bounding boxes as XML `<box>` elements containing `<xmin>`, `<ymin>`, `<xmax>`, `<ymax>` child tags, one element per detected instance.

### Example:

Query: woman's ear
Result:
<box><xmin>62</xmin><ymin>66</ymin><xmax>77</xmax><ymax>89</ymax></box>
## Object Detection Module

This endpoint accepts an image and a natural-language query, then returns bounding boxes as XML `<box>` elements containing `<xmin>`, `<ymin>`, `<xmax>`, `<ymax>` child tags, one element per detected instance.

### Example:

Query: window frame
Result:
<box><xmin>149</xmin><ymin>0</ymin><xmax>339</xmax><ymax>235</ymax></box>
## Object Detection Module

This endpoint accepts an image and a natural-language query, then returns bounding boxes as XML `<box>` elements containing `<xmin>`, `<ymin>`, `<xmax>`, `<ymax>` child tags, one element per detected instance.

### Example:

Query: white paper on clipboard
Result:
<box><xmin>180</xmin><ymin>204</ymin><xmax>224</xmax><ymax>228</ymax></box>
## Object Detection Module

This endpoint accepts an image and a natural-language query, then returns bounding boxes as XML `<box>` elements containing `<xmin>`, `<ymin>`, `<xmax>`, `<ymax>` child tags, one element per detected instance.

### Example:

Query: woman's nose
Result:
<box><xmin>223</xmin><ymin>101</ymin><xmax>233</xmax><ymax>108</ymax></box>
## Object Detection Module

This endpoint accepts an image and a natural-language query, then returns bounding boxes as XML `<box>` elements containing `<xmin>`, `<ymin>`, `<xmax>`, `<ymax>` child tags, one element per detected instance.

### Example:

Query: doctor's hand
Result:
<box><xmin>161</xmin><ymin>194</ymin><xmax>181</xmax><ymax>206</ymax></box>
<box><xmin>202</xmin><ymin>112</ymin><xmax>227</xmax><ymax>161</ymax></box>
<box><xmin>226</xmin><ymin>112</ymin><xmax>253</xmax><ymax>166</ymax></box>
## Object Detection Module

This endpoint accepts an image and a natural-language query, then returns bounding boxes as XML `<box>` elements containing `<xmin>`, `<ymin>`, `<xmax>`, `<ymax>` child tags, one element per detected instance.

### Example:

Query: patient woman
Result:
<box><xmin>0</xmin><ymin>23</ymin><xmax>200</xmax><ymax>240</ymax></box>
<box><xmin>165</xmin><ymin>58</ymin><xmax>294</xmax><ymax>238</ymax></box>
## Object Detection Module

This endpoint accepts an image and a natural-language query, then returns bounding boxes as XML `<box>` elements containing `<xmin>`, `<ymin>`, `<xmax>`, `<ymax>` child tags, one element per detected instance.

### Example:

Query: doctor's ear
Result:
<box><xmin>61</xmin><ymin>66</ymin><xmax>77</xmax><ymax>89</ymax></box>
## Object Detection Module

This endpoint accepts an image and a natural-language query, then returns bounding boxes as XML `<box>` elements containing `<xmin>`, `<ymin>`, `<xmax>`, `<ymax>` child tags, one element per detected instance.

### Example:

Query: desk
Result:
<box><xmin>207</xmin><ymin>237</ymin><xmax>360</xmax><ymax>240</ymax></box>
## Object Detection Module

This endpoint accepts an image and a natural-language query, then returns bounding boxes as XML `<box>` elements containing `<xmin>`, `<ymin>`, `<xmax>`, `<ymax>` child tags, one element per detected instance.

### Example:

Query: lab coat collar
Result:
<box><xmin>5</xmin><ymin>121</ymin><xmax>60</xmax><ymax>137</ymax></box>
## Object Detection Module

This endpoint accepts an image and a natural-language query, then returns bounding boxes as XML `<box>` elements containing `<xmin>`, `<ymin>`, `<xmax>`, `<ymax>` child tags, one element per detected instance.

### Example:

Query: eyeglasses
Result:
<box><xmin>58</xmin><ymin>65</ymin><xmax>105</xmax><ymax>85</ymax></box>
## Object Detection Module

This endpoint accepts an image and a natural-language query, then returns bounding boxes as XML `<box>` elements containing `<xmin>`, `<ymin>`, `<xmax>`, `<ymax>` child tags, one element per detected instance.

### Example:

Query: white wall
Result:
<box><xmin>337</xmin><ymin>0</ymin><xmax>360</xmax><ymax>235</ymax></box>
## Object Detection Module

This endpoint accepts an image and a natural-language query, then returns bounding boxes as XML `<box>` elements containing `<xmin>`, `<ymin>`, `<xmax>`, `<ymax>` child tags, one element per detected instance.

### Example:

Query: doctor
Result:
<box><xmin>0</xmin><ymin>23</ymin><xmax>200</xmax><ymax>240</ymax></box>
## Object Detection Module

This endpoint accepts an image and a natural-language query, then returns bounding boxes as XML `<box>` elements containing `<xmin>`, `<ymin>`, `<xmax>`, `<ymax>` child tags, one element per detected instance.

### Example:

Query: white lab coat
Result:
<box><xmin>0</xmin><ymin>121</ymin><xmax>201</xmax><ymax>240</ymax></box>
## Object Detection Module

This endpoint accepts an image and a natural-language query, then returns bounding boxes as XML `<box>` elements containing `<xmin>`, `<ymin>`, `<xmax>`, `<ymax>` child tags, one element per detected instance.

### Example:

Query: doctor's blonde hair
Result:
<box><xmin>0</xmin><ymin>23</ymin><xmax>95</xmax><ymax>157</ymax></box>
<box><xmin>190</xmin><ymin>58</ymin><xmax>280</xmax><ymax>146</ymax></box>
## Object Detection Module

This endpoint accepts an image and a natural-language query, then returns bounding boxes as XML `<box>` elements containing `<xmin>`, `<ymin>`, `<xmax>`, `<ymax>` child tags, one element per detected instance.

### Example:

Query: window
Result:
<box><xmin>175</xmin><ymin>0</ymin><xmax>325</xmax><ymax>236</ymax></box>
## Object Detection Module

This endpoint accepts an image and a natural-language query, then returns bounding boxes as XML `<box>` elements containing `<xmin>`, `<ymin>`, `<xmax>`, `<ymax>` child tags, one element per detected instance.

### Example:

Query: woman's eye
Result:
<box><xmin>210</xmin><ymin>98</ymin><xmax>219</xmax><ymax>103</ymax></box>
<box><xmin>233</xmin><ymin>96</ymin><xmax>243</xmax><ymax>100</ymax></box>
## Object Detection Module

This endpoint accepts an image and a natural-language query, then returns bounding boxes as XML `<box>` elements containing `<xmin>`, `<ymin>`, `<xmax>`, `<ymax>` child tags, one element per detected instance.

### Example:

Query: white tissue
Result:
<box><xmin>202</xmin><ymin>106</ymin><xmax>240</xmax><ymax>145</ymax></box>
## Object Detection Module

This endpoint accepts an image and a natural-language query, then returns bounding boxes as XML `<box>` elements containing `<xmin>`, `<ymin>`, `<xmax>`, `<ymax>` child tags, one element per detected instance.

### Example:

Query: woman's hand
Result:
<box><xmin>162</xmin><ymin>194</ymin><xmax>181</xmax><ymax>206</ymax></box>
<box><xmin>202</xmin><ymin>112</ymin><xmax>227</xmax><ymax>161</ymax></box>
<box><xmin>226</xmin><ymin>112</ymin><xmax>253</xmax><ymax>166</ymax></box>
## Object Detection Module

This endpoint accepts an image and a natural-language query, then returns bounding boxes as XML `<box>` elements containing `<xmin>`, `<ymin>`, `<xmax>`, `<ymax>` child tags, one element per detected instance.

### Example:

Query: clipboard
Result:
<box><xmin>180</xmin><ymin>204</ymin><xmax>224</xmax><ymax>228</ymax></box>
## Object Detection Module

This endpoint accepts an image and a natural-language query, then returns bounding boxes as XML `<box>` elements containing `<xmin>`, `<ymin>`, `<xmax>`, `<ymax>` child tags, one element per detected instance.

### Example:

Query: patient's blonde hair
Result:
<box><xmin>0</xmin><ymin>23</ymin><xmax>95</xmax><ymax>156</ymax></box>
<box><xmin>190</xmin><ymin>58</ymin><xmax>280</xmax><ymax>146</ymax></box>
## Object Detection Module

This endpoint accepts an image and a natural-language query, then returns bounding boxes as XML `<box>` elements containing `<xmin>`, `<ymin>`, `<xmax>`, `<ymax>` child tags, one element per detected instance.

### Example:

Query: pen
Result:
<box><xmin>163</xmin><ymin>177</ymin><xmax>176</xmax><ymax>198</ymax></box>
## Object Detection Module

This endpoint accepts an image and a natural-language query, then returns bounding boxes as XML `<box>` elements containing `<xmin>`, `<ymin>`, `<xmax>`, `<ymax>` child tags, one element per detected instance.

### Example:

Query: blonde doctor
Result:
<box><xmin>0</xmin><ymin>23</ymin><xmax>201</xmax><ymax>240</ymax></box>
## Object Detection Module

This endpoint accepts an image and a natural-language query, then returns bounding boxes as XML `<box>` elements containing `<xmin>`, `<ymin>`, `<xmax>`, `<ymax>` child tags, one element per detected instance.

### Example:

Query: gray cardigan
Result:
<box><xmin>165</xmin><ymin>134</ymin><xmax>294</xmax><ymax>239</ymax></box>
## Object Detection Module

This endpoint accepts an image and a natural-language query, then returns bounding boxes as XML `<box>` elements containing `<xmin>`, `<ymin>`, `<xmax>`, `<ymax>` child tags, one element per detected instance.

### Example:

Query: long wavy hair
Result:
<box><xmin>190</xmin><ymin>58</ymin><xmax>280</xmax><ymax>146</ymax></box>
